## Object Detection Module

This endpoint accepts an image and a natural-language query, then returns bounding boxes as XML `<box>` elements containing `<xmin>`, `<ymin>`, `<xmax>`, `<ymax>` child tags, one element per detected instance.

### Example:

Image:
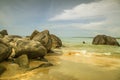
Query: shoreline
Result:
<box><xmin>1</xmin><ymin>48</ymin><xmax>120</xmax><ymax>80</ymax></box>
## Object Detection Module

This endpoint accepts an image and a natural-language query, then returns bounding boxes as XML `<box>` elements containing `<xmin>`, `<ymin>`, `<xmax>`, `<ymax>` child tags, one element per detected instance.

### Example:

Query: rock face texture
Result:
<box><xmin>30</xmin><ymin>30</ymin><xmax>39</xmax><ymax>40</ymax></box>
<box><xmin>0</xmin><ymin>39</ymin><xmax>12</xmax><ymax>62</ymax></box>
<box><xmin>30</xmin><ymin>30</ymin><xmax>52</xmax><ymax>52</ymax></box>
<box><xmin>51</xmin><ymin>34</ymin><xmax>62</xmax><ymax>48</ymax></box>
<box><xmin>14</xmin><ymin>39</ymin><xmax>47</xmax><ymax>59</ymax></box>
<box><xmin>2</xmin><ymin>35</ymin><xmax>22</xmax><ymax>43</ymax></box>
<box><xmin>92</xmin><ymin>35</ymin><xmax>119</xmax><ymax>46</ymax></box>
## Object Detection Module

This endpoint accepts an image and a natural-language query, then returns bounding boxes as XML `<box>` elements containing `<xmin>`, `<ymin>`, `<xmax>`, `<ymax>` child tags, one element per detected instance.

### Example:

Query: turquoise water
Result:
<box><xmin>61</xmin><ymin>37</ymin><xmax>120</xmax><ymax>45</ymax></box>
<box><xmin>61</xmin><ymin>37</ymin><xmax>120</xmax><ymax>57</ymax></box>
<box><xmin>61</xmin><ymin>37</ymin><xmax>92</xmax><ymax>45</ymax></box>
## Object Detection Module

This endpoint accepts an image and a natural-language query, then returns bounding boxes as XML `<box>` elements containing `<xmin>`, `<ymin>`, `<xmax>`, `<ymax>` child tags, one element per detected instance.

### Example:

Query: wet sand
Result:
<box><xmin>0</xmin><ymin>48</ymin><xmax>120</xmax><ymax>80</ymax></box>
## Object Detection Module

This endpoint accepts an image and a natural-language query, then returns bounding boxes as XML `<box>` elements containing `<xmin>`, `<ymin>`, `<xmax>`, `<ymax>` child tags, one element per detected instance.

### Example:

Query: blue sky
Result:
<box><xmin>0</xmin><ymin>0</ymin><xmax>120</xmax><ymax>37</ymax></box>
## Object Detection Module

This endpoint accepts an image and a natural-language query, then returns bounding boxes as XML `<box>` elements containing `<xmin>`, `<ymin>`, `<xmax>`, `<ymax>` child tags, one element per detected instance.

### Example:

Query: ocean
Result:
<box><xmin>61</xmin><ymin>37</ymin><xmax>120</xmax><ymax>45</ymax></box>
<box><xmin>61</xmin><ymin>37</ymin><xmax>120</xmax><ymax>57</ymax></box>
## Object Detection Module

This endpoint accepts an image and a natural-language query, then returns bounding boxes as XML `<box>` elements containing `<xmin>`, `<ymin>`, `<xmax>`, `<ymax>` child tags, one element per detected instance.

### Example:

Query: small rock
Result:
<box><xmin>15</xmin><ymin>54</ymin><xmax>29</xmax><ymax>68</ymax></box>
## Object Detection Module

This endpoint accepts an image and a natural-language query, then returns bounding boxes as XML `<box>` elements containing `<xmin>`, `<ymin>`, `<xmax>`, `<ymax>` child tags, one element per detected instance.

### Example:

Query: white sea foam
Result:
<box><xmin>103</xmin><ymin>52</ymin><xmax>111</xmax><ymax>56</ymax></box>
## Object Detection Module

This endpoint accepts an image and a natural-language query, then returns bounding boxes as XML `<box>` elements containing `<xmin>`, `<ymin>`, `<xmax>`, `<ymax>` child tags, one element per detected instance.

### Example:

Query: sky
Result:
<box><xmin>0</xmin><ymin>0</ymin><xmax>120</xmax><ymax>37</ymax></box>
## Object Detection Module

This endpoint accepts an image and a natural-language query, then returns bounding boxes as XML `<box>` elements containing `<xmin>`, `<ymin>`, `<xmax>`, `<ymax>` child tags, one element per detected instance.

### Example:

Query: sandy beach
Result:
<box><xmin>0</xmin><ymin>47</ymin><xmax>120</xmax><ymax>80</ymax></box>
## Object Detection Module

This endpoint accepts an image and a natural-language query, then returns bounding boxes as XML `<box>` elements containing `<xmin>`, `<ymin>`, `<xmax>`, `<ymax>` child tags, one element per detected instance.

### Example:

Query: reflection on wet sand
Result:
<box><xmin>61</xmin><ymin>49</ymin><xmax>120</xmax><ymax>70</ymax></box>
<box><xmin>0</xmin><ymin>48</ymin><xmax>120</xmax><ymax>80</ymax></box>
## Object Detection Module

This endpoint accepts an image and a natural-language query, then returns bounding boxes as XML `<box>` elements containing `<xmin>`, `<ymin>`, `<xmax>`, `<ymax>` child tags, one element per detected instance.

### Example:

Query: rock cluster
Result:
<box><xmin>0</xmin><ymin>29</ymin><xmax>62</xmax><ymax>75</ymax></box>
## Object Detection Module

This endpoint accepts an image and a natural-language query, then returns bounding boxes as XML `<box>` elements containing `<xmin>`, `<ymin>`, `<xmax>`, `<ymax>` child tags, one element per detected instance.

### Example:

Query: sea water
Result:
<box><xmin>61</xmin><ymin>37</ymin><xmax>120</xmax><ymax>57</ymax></box>
<box><xmin>61</xmin><ymin>37</ymin><xmax>120</xmax><ymax>46</ymax></box>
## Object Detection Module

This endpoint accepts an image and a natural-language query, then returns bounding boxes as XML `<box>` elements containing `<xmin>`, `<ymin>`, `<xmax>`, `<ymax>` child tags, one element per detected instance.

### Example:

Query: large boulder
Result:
<box><xmin>92</xmin><ymin>35</ymin><xmax>120</xmax><ymax>46</ymax></box>
<box><xmin>0</xmin><ymin>39</ymin><xmax>12</xmax><ymax>62</ymax></box>
<box><xmin>51</xmin><ymin>34</ymin><xmax>62</xmax><ymax>48</ymax></box>
<box><xmin>0</xmin><ymin>30</ymin><xmax>8</xmax><ymax>37</ymax></box>
<box><xmin>14</xmin><ymin>39</ymin><xmax>47</xmax><ymax>59</ymax></box>
<box><xmin>30</xmin><ymin>30</ymin><xmax>52</xmax><ymax>52</ymax></box>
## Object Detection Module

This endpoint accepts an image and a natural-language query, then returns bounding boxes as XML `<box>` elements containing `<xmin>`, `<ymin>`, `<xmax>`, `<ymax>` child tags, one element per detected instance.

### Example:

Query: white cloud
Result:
<box><xmin>74</xmin><ymin>22</ymin><xmax>104</xmax><ymax>30</ymax></box>
<box><xmin>49</xmin><ymin>0</ymin><xmax>120</xmax><ymax>21</ymax></box>
<box><xmin>47</xmin><ymin>20</ymin><xmax>120</xmax><ymax>37</ymax></box>
<box><xmin>48</xmin><ymin>0</ymin><xmax>120</xmax><ymax>37</ymax></box>
<box><xmin>46</xmin><ymin>21</ymin><xmax>105</xmax><ymax>31</ymax></box>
